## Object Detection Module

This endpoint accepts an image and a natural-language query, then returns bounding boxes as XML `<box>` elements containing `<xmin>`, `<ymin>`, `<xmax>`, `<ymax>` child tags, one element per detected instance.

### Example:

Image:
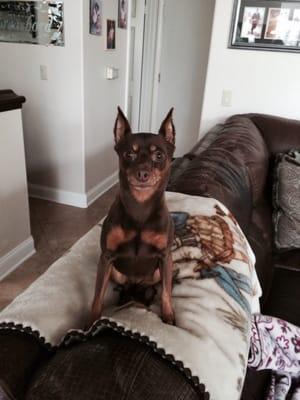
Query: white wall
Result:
<box><xmin>0</xmin><ymin>109</ymin><xmax>35</xmax><ymax>279</ymax></box>
<box><xmin>0</xmin><ymin>109</ymin><xmax>31</xmax><ymax>257</ymax></box>
<box><xmin>156</xmin><ymin>0</ymin><xmax>215</xmax><ymax>155</ymax></box>
<box><xmin>0</xmin><ymin>0</ymin><xmax>129</xmax><ymax>201</ymax></box>
<box><xmin>83</xmin><ymin>0</ymin><xmax>129</xmax><ymax>192</ymax></box>
<box><xmin>0</xmin><ymin>1</ymin><xmax>85</xmax><ymax>195</ymax></box>
<box><xmin>200</xmin><ymin>0</ymin><xmax>300</xmax><ymax>135</ymax></box>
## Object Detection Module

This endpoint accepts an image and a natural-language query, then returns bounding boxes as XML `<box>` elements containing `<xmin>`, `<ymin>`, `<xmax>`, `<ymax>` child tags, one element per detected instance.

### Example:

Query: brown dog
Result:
<box><xmin>91</xmin><ymin>107</ymin><xmax>176</xmax><ymax>325</ymax></box>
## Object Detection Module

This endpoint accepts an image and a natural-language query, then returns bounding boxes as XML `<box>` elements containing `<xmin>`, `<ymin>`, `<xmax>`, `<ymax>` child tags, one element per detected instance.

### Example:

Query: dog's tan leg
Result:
<box><xmin>91</xmin><ymin>253</ymin><xmax>112</xmax><ymax>324</ymax></box>
<box><xmin>160</xmin><ymin>252</ymin><xmax>175</xmax><ymax>325</ymax></box>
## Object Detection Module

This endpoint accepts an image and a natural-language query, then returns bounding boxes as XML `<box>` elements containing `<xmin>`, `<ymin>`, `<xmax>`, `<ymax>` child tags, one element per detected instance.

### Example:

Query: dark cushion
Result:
<box><xmin>273</xmin><ymin>150</ymin><xmax>300</xmax><ymax>251</ymax></box>
<box><xmin>247</xmin><ymin>199</ymin><xmax>273</xmax><ymax>305</ymax></box>
<box><xmin>274</xmin><ymin>249</ymin><xmax>300</xmax><ymax>271</ymax></box>
<box><xmin>26</xmin><ymin>330</ymin><xmax>205</xmax><ymax>400</ymax></box>
<box><xmin>168</xmin><ymin>122</ymin><xmax>253</xmax><ymax>234</ymax></box>
<box><xmin>224</xmin><ymin>116</ymin><xmax>269</xmax><ymax>205</ymax></box>
<box><xmin>263</xmin><ymin>267</ymin><xmax>300</xmax><ymax>327</ymax></box>
<box><xmin>0</xmin><ymin>331</ymin><xmax>49</xmax><ymax>400</ymax></box>
<box><xmin>240</xmin><ymin>368</ymin><xmax>271</xmax><ymax>400</ymax></box>
<box><xmin>246</xmin><ymin>113</ymin><xmax>300</xmax><ymax>156</ymax></box>
<box><xmin>0</xmin><ymin>380</ymin><xmax>16</xmax><ymax>400</ymax></box>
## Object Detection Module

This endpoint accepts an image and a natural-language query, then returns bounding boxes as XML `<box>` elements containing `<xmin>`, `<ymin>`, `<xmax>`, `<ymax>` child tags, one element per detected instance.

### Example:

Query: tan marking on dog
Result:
<box><xmin>150</xmin><ymin>145</ymin><xmax>157</xmax><ymax>152</ymax></box>
<box><xmin>106</xmin><ymin>226</ymin><xmax>136</xmax><ymax>251</ymax></box>
<box><xmin>110</xmin><ymin>266</ymin><xmax>128</xmax><ymax>284</ymax></box>
<box><xmin>142</xmin><ymin>230</ymin><xmax>168</xmax><ymax>250</ymax></box>
<box><xmin>132</xmin><ymin>143</ymin><xmax>139</xmax><ymax>152</ymax></box>
<box><xmin>131</xmin><ymin>187</ymin><xmax>156</xmax><ymax>203</ymax></box>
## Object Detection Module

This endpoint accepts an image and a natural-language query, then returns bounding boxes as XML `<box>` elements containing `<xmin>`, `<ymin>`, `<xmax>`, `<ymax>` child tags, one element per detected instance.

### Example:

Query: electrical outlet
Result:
<box><xmin>221</xmin><ymin>90</ymin><xmax>232</xmax><ymax>107</ymax></box>
<box><xmin>40</xmin><ymin>65</ymin><xmax>48</xmax><ymax>81</ymax></box>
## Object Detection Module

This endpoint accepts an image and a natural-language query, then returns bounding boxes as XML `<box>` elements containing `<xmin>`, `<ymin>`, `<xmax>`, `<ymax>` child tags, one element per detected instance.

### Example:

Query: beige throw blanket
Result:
<box><xmin>0</xmin><ymin>192</ymin><xmax>261</xmax><ymax>400</ymax></box>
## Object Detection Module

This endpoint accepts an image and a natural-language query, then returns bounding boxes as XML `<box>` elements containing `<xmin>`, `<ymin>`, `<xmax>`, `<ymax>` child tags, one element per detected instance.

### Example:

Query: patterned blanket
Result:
<box><xmin>249</xmin><ymin>314</ymin><xmax>300</xmax><ymax>400</ymax></box>
<box><xmin>0</xmin><ymin>192</ymin><xmax>262</xmax><ymax>400</ymax></box>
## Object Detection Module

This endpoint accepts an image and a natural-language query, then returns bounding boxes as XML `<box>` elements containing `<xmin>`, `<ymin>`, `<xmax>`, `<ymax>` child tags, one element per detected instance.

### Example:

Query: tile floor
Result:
<box><xmin>0</xmin><ymin>185</ymin><xmax>118</xmax><ymax>311</ymax></box>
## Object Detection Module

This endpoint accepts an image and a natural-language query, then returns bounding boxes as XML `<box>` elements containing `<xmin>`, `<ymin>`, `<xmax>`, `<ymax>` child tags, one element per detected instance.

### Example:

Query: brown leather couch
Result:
<box><xmin>1</xmin><ymin>113</ymin><xmax>299</xmax><ymax>400</ymax></box>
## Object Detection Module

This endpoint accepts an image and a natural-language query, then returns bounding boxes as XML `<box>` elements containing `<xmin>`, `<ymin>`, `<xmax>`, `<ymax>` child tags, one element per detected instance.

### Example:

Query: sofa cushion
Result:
<box><xmin>273</xmin><ymin>150</ymin><xmax>300</xmax><ymax>251</ymax></box>
<box><xmin>26</xmin><ymin>330</ymin><xmax>202</xmax><ymax>400</ymax></box>
<box><xmin>274</xmin><ymin>249</ymin><xmax>300</xmax><ymax>271</ymax></box>
<box><xmin>247</xmin><ymin>199</ymin><xmax>273</xmax><ymax>305</ymax></box>
<box><xmin>168</xmin><ymin>116</ymin><xmax>269</xmax><ymax>235</ymax></box>
<box><xmin>245</xmin><ymin>113</ymin><xmax>300</xmax><ymax>156</ymax></box>
<box><xmin>224</xmin><ymin>116</ymin><xmax>269</xmax><ymax>205</ymax></box>
<box><xmin>0</xmin><ymin>331</ymin><xmax>49</xmax><ymax>399</ymax></box>
<box><xmin>241</xmin><ymin>368</ymin><xmax>271</xmax><ymax>400</ymax></box>
<box><xmin>263</xmin><ymin>267</ymin><xmax>300</xmax><ymax>327</ymax></box>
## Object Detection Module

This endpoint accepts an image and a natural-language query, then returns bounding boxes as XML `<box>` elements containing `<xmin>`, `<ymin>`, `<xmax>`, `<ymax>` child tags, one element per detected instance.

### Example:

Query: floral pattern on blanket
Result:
<box><xmin>249</xmin><ymin>314</ymin><xmax>300</xmax><ymax>400</ymax></box>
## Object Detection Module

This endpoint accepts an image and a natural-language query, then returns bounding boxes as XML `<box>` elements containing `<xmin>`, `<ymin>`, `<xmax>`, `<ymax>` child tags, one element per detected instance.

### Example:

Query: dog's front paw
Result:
<box><xmin>161</xmin><ymin>307</ymin><xmax>176</xmax><ymax>326</ymax></box>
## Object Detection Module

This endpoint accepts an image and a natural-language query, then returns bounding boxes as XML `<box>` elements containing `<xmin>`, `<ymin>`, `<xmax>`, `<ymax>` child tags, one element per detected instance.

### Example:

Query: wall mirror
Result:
<box><xmin>0</xmin><ymin>1</ymin><xmax>64</xmax><ymax>46</ymax></box>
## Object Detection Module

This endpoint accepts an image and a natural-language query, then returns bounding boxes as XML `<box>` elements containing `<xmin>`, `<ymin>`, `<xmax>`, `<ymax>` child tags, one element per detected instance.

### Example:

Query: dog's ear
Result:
<box><xmin>159</xmin><ymin>108</ymin><xmax>175</xmax><ymax>145</ymax></box>
<box><xmin>114</xmin><ymin>107</ymin><xmax>132</xmax><ymax>144</ymax></box>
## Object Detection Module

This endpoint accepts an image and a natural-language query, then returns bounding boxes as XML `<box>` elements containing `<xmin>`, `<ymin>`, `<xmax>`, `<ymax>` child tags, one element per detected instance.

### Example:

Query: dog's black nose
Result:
<box><xmin>137</xmin><ymin>170</ymin><xmax>150</xmax><ymax>182</ymax></box>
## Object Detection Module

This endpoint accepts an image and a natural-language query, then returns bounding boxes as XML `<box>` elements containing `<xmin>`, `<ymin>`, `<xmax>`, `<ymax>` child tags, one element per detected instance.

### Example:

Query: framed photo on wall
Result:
<box><xmin>229</xmin><ymin>0</ymin><xmax>300</xmax><ymax>52</ymax></box>
<box><xmin>90</xmin><ymin>0</ymin><xmax>102</xmax><ymax>36</ymax></box>
<box><xmin>106</xmin><ymin>19</ymin><xmax>116</xmax><ymax>50</ymax></box>
<box><xmin>118</xmin><ymin>0</ymin><xmax>128</xmax><ymax>29</ymax></box>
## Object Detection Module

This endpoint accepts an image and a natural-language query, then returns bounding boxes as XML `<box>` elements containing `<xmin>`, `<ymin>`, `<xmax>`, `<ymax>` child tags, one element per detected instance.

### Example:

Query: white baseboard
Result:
<box><xmin>28</xmin><ymin>171</ymin><xmax>118</xmax><ymax>209</ymax></box>
<box><xmin>0</xmin><ymin>237</ymin><xmax>35</xmax><ymax>281</ymax></box>
<box><xmin>86</xmin><ymin>171</ymin><xmax>118</xmax><ymax>207</ymax></box>
<box><xmin>29</xmin><ymin>183</ymin><xmax>88</xmax><ymax>208</ymax></box>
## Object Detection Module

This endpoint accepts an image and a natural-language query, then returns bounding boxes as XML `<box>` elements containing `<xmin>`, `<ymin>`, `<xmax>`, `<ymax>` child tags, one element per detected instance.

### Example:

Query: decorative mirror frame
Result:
<box><xmin>0</xmin><ymin>1</ymin><xmax>64</xmax><ymax>46</ymax></box>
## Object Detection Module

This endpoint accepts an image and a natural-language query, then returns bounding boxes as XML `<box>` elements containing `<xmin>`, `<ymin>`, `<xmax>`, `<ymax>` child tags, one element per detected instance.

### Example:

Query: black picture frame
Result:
<box><xmin>229</xmin><ymin>0</ymin><xmax>300</xmax><ymax>52</ymax></box>
<box><xmin>90</xmin><ymin>0</ymin><xmax>102</xmax><ymax>36</ymax></box>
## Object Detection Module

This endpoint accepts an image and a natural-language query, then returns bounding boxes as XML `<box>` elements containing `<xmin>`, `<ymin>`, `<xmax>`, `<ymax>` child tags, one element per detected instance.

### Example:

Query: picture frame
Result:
<box><xmin>118</xmin><ymin>0</ymin><xmax>128</xmax><ymax>29</ymax></box>
<box><xmin>0</xmin><ymin>1</ymin><xmax>64</xmax><ymax>46</ymax></box>
<box><xmin>229</xmin><ymin>0</ymin><xmax>300</xmax><ymax>52</ymax></box>
<box><xmin>90</xmin><ymin>0</ymin><xmax>102</xmax><ymax>36</ymax></box>
<box><xmin>106</xmin><ymin>19</ymin><xmax>116</xmax><ymax>50</ymax></box>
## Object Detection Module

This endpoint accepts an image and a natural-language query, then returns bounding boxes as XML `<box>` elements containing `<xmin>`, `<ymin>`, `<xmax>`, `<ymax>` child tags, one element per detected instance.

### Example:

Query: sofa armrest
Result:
<box><xmin>0</xmin><ymin>331</ymin><xmax>50</xmax><ymax>399</ymax></box>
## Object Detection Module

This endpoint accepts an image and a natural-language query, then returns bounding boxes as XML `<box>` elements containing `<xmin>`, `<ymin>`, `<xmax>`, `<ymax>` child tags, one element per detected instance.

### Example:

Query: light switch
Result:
<box><xmin>105</xmin><ymin>67</ymin><xmax>119</xmax><ymax>80</ymax></box>
<box><xmin>40</xmin><ymin>65</ymin><xmax>48</xmax><ymax>81</ymax></box>
<box><xmin>221</xmin><ymin>90</ymin><xmax>232</xmax><ymax>107</ymax></box>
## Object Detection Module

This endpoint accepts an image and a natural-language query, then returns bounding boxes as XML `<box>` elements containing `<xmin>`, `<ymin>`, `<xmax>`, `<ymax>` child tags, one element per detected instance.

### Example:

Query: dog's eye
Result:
<box><xmin>124</xmin><ymin>151</ymin><xmax>137</xmax><ymax>162</ymax></box>
<box><xmin>152</xmin><ymin>150</ymin><xmax>165</xmax><ymax>162</ymax></box>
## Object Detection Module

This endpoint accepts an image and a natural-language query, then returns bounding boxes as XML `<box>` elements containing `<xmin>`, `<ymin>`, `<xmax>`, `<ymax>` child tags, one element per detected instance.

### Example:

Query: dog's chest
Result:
<box><xmin>105</xmin><ymin>225</ymin><xmax>167</xmax><ymax>278</ymax></box>
<box><xmin>106</xmin><ymin>225</ymin><xmax>167</xmax><ymax>255</ymax></box>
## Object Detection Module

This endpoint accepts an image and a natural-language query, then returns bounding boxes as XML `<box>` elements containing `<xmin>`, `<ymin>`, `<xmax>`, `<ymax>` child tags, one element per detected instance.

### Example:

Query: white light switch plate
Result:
<box><xmin>222</xmin><ymin>90</ymin><xmax>232</xmax><ymax>107</ymax></box>
<box><xmin>40</xmin><ymin>65</ymin><xmax>48</xmax><ymax>81</ymax></box>
<box><xmin>105</xmin><ymin>67</ymin><xmax>119</xmax><ymax>80</ymax></box>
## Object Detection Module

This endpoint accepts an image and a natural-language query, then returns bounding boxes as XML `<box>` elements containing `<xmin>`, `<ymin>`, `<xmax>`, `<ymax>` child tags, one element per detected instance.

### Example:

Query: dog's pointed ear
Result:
<box><xmin>114</xmin><ymin>107</ymin><xmax>132</xmax><ymax>145</ymax></box>
<box><xmin>159</xmin><ymin>108</ymin><xmax>175</xmax><ymax>145</ymax></box>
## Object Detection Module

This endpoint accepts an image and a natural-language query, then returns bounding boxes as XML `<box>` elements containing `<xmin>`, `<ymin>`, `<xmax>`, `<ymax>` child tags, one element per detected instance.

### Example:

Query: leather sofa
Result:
<box><xmin>1</xmin><ymin>113</ymin><xmax>299</xmax><ymax>400</ymax></box>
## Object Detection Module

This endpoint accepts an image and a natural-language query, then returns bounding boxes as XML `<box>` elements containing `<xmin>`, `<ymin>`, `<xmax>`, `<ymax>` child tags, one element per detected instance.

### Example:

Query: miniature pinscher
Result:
<box><xmin>91</xmin><ymin>107</ymin><xmax>176</xmax><ymax>325</ymax></box>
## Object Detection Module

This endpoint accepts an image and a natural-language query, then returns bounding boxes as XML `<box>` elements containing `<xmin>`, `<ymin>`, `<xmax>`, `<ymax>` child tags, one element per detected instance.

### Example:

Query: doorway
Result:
<box><xmin>126</xmin><ymin>0</ymin><xmax>215</xmax><ymax>155</ymax></box>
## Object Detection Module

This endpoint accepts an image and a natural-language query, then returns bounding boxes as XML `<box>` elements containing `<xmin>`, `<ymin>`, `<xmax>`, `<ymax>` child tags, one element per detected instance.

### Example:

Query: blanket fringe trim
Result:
<box><xmin>0</xmin><ymin>319</ymin><xmax>209</xmax><ymax>399</ymax></box>
<box><xmin>0</xmin><ymin>321</ymin><xmax>54</xmax><ymax>352</ymax></box>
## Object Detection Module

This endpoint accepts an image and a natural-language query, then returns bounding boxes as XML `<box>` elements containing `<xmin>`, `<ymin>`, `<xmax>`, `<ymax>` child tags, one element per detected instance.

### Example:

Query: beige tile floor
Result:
<box><xmin>0</xmin><ymin>185</ymin><xmax>118</xmax><ymax>311</ymax></box>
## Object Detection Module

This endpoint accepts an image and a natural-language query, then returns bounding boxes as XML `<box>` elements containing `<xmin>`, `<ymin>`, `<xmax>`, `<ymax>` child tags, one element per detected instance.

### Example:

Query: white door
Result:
<box><xmin>153</xmin><ymin>0</ymin><xmax>215</xmax><ymax>155</ymax></box>
<box><xmin>127</xmin><ymin>0</ymin><xmax>146</xmax><ymax>132</ymax></box>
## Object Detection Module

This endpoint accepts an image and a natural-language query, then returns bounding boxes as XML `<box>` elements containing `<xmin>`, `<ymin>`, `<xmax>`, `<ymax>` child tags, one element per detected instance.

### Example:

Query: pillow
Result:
<box><xmin>273</xmin><ymin>149</ymin><xmax>300</xmax><ymax>251</ymax></box>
